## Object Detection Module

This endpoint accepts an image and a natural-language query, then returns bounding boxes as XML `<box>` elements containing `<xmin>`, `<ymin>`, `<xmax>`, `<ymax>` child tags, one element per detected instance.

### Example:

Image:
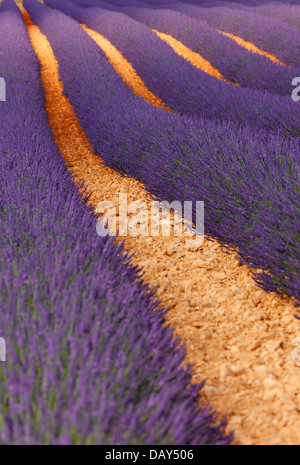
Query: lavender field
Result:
<box><xmin>1</xmin><ymin>0</ymin><xmax>300</xmax><ymax>446</ymax></box>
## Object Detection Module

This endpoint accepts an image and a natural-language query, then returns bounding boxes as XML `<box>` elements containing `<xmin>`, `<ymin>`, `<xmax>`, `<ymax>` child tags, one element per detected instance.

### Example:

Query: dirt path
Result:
<box><xmin>217</xmin><ymin>29</ymin><xmax>290</xmax><ymax>67</ymax></box>
<box><xmin>153</xmin><ymin>29</ymin><xmax>230</xmax><ymax>82</ymax></box>
<box><xmin>23</xmin><ymin>7</ymin><xmax>300</xmax><ymax>445</ymax></box>
<box><xmin>82</xmin><ymin>24</ymin><xmax>171</xmax><ymax>111</ymax></box>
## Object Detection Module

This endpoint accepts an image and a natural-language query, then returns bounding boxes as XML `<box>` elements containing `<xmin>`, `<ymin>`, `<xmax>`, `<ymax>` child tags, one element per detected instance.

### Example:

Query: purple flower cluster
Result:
<box><xmin>244</xmin><ymin>3</ymin><xmax>300</xmax><ymax>32</ymax></box>
<box><xmin>0</xmin><ymin>0</ymin><xmax>232</xmax><ymax>445</ymax></box>
<box><xmin>186</xmin><ymin>2</ymin><xmax>300</xmax><ymax>33</ymax></box>
<box><xmin>170</xmin><ymin>2</ymin><xmax>300</xmax><ymax>66</ymax></box>
<box><xmin>26</xmin><ymin>0</ymin><xmax>300</xmax><ymax>305</ymax></box>
<box><xmin>44</xmin><ymin>0</ymin><xmax>300</xmax><ymax>136</ymax></box>
<box><xmin>137</xmin><ymin>0</ymin><xmax>300</xmax><ymax>6</ymax></box>
<box><xmin>120</xmin><ymin>4</ymin><xmax>299</xmax><ymax>96</ymax></box>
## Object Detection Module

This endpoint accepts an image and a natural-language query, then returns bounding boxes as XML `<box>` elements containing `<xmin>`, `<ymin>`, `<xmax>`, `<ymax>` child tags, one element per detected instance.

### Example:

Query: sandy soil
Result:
<box><xmin>153</xmin><ymin>29</ymin><xmax>229</xmax><ymax>82</ymax></box>
<box><xmin>217</xmin><ymin>29</ymin><xmax>290</xmax><ymax>67</ymax></box>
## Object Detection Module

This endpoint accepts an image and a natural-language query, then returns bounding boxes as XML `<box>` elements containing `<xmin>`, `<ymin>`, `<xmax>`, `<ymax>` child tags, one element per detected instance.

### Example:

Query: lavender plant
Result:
<box><xmin>249</xmin><ymin>3</ymin><xmax>300</xmax><ymax>32</ymax></box>
<box><xmin>44</xmin><ymin>0</ymin><xmax>300</xmax><ymax>136</ymax></box>
<box><xmin>119</xmin><ymin>3</ymin><xmax>299</xmax><ymax>96</ymax></box>
<box><xmin>170</xmin><ymin>2</ymin><xmax>300</xmax><ymax>67</ymax></box>
<box><xmin>0</xmin><ymin>0</ymin><xmax>231</xmax><ymax>445</ymax></box>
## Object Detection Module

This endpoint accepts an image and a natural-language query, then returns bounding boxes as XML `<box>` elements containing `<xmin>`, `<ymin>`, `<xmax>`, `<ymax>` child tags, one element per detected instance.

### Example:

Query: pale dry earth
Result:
<box><xmin>218</xmin><ymin>29</ymin><xmax>290</xmax><ymax>67</ymax></box>
<box><xmin>82</xmin><ymin>25</ymin><xmax>171</xmax><ymax>111</ymax></box>
<box><xmin>23</xmin><ymin>7</ymin><xmax>300</xmax><ymax>445</ymax></box>
<box><xmin>153</xmin><ymin>29</ymin><xmax>229</xmax><ymax>82</ymax></box>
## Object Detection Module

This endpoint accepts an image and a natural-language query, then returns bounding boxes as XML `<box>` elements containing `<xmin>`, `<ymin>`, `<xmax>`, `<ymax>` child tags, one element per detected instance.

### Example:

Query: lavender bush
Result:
<box><xmin>170</xmin><ymin>2</ymin><xmax>300</xmax><ymax>66</ymax></box>
<box><xmin>120</xmin><ymin>4</ymin><xmax>299</xmax><ymax>96</ymax></box>
<box><xmin>139</xmin><ymin>0</ymin><xmax>300</xmax><ymax>6</ymax></box>
<box><xmin>191</xmin><ymin>1</ymin><xmax>300</xmax><ymax>31</ymax></box>
<box><xmin>0</xmin><ymin>0</ymin><xmax>232</xmax><ymax>445</ymax></box>
<box><xmin>249</xmin><ymin>3</ymin><xmax>300</xmax><ymax>32</ymax></box>
<box><xmin>45</xmin><ymin>0</ymin><xmax>300</xmax><ymax>136</ymax></box>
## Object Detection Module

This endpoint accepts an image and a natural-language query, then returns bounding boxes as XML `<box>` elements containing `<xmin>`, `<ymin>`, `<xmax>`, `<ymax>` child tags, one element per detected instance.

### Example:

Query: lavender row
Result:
<box><xmin>184</xmin><ymin>0</ymin><xmax>300</xmax><ymax>29</ymax></box>
<box><xmin>27</xmin><ymin>0</ymin><xmax>300</xmax><ymax>305</ymax></box>
<box><xmin>0</xmin><ymin>0</ymin><xmax>231</xmax><ymax>445</ymax></box>
<box><xmin>48</xmin><ymin>0</ymin><xmax>300</xmax><ymax>137</ymax></box>
<box><xmin>99</xmin><ymin>0</ymin><xmax>300</xmax><ymax>96</ymax></box>
<box><xmin>119</xmin><ymin>3</ymin><xmax>299</xmax><ymax>97</ymax></box>
<box><xmin>190</xmin><ymin>1</ymin><xmax>300</xmax><ymax>32</ymax></box>
<box><xmin>245</xmin><ymin>3</ymin><xmax>300</xmax><ymax>32</ymax></box>
<box><xmin>139</xmin><ymin>0</ymin><xmax>300</xmax><ymax>6</ymax></box>
<box><xmin>169</xmin><ymin>2</ymin><xmax>300</xmax><ymax>67</ymax></box>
